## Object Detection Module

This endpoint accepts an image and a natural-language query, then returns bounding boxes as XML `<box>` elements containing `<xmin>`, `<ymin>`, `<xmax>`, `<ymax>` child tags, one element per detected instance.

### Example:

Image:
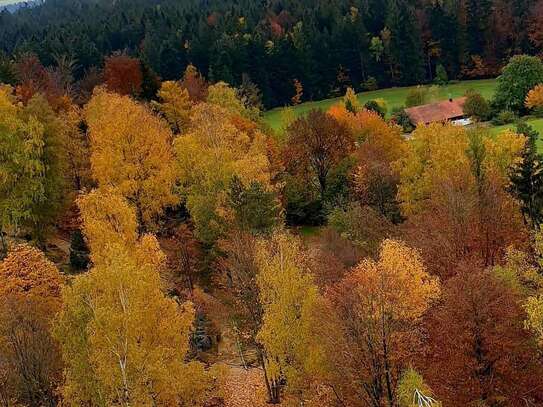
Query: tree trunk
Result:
<box><xmin>0</xmin><ymin>225</ymin><xmax>7</xmax><ymax>259</ymax></box>
<box><xmin>258</xmin><ymin>350</ymin><xmax>280</xmax><ymax>404</ymax></box>
<box><xmin>381</xmin><ymin>315</ymin><xmax>394</xmax><ymax>407</ymax></box>
<box><xmin>318</xmin><ymin>173</ymin><xmax>327</xmax><ymax>202</ymax></box>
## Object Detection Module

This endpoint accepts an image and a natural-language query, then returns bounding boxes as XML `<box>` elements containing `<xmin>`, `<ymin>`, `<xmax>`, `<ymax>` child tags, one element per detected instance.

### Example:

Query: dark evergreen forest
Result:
<box><xmin>0</xmin><ymin>0</ymin><xmax>541</xmax><ymax>107</ymax></box>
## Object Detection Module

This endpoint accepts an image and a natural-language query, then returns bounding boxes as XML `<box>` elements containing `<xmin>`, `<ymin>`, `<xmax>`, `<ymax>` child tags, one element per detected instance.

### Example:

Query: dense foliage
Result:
<box><xmin>1</xmin><ymin>3</ymin><xmax>543</xmax><ymax>405</ymax></box>
<box><xmin>1</xmin><ymin>0</ymin><xmax>542</xmax><ymax>107</ymax></box>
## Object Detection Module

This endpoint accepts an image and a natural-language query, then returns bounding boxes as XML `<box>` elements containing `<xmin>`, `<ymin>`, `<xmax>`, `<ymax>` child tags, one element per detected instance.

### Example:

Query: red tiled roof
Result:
<box><xmin>404</xmin><ymin>97</ymin><xmax>467</xmax><ymax>125</ymax></box>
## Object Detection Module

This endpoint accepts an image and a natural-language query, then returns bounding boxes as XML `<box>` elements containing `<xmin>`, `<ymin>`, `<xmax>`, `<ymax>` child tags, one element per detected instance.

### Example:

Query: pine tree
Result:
<box><xmin>386</xmin><ymin>0</ymin><xmax>425</xmax><ymax>85</ymax></box>
<box><xmin>510</xmin><ymin>121</ymin><xmax>543</xmax><ymax>229</ymax></box>
<box><xmin>465</xmin><ymin>0</ymin><xmax>492</xmax><ymax>56</ymax></box>
<box><xmin>227</xmin><ymin>176</ymin><xmax>282</xmax><ymax>234</ymax></box>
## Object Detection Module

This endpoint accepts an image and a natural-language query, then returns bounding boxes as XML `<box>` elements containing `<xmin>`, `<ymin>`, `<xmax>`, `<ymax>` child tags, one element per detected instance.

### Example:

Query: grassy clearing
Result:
<box><xmin>263</xmin><ymin>78</ymin><xmax>498</xmax><ymax>132</ymax></box>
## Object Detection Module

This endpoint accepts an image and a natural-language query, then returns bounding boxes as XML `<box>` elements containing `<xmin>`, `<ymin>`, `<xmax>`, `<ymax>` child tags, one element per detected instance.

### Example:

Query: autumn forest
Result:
<box><xmin>2</xmin><ymin>0</ymin><xmax>543</xmax><ymax>406</ymax></box>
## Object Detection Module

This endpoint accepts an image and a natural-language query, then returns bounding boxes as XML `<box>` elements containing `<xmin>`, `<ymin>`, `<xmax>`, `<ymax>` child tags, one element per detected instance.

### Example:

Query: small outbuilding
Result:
<box><xmin>404</xmin><ymin>97</ymin><xmax>469</xmax><ymax>126</ymax></box>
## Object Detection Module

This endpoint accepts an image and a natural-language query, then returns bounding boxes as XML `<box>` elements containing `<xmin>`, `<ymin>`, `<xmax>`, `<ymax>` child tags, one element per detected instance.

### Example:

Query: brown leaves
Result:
<box><xmin>103</xmin><ymin>54</ymin><xmax>143</xmax><ymax>96</ymax></box>
<box><xmin>397</xmin><ymin>124</ymin><xmax>528</xmax><ymax>277</ymax></box>
<box><xmin>422</xmin><ymin>267</ymin><xmax>543</xmax><ymax>405</ymax></box>
<box><xmin>0</xmin><ymin>244</ymin><xmax>64</xmax><ymax>406</ymax></box>
<box><xmin>284</xmin><ymin>110</ymin><xmax>354</xmax><ymax>198</ymax></box>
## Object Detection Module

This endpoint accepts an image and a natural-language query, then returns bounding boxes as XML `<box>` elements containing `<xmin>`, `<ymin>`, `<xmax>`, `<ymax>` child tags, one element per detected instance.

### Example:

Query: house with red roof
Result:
<box><xmin>404</xmin><ymin>97</ymin><xmax>470</xmax><ymax>127</ymax></box>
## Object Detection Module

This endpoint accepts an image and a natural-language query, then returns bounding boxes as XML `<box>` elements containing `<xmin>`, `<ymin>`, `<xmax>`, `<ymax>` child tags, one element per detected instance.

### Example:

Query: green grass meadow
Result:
<box><xmin>263</xmin><ymin>78</ymin><xmax>498</xmax><ymax>132</ymax></box>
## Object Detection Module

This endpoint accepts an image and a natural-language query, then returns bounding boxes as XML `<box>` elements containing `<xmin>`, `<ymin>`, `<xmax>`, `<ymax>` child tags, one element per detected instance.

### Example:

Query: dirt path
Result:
<box><xmin>222</xmin><ymin>365</ymin><xmax>270</xmax><ymax>407</ymax></box>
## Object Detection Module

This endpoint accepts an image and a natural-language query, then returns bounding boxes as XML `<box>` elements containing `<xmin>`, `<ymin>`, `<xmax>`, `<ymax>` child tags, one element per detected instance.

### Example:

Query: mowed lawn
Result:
<box><xmin>490</xmin><ymin>118</ymin><xmax>543</xmax><ymax>151</ymax></box>
<box><xmin>263</xmin><ymin>78</ymin><xmax>497</xmax><ymax>132</ymax></box>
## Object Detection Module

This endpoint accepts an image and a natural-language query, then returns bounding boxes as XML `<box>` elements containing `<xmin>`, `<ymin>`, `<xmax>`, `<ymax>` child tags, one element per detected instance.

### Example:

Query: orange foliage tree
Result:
<box><xmin>325</xmin><ymin>239</ymin><xmax>440</xmax><ymax>407</ymax></box>
<box><xmin>0</xmin><ymin>244</ymin><xmax>64</xmax><ymax>406</ymax></box>
<box><xmin>526</xmin><ymin>84</ymin><xmax>543</xmax><ymax>111</ymax></box>
<box><xmin>329</xmin><ymin>106</ymin><xmax>406</xmax><ymax>222</ymax></box>
<box><xmin>103</xmin><ymin>53</ymin><xmax>143</xmax><ymax>96</ymax></box>
<box><xmin>284</xmin><ymin>110</ymin><xmax>354</xmax><ymax>200</ymax></box>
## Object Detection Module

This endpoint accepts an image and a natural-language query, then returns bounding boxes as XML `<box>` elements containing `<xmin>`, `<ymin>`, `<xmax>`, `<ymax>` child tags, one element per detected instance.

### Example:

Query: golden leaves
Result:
<box><xmin>85</xmin><ymin>88</ymin><xmax>178</xmax><ymax>229</ymax></box>
<box><xmin>526</xmin><ymin>84</ymin><xmax>543</xmax><ymax>110</ymax></box>
<box><xmin>175</xmin><ymin>102</ymin><xmax>273</xmax><ymax>244</ymax></box>
<box><xmin>0</xmin><ymin>243</ymin><xmax>63</xmax><ymax>303</ymax></box>
<box><xmin>352</xmin><ymin>239</ymin><xmax>440</xmax><ymax>321</ymax></box>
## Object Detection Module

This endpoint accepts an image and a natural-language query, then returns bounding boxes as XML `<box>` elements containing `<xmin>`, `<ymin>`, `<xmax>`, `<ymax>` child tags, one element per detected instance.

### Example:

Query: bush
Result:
<box><xmin>463</xmin><ymin>91</ymin><xmax>491</xmax><ymax>121</ymax></box>
<box><xmin>391</xmin><ymin>107</ymin><xmax>414</xmax><ymax>132</ymax></box>
<box><xmin>328</xmin><ymin>203</ymin><xmax>393</xmax><ymax>258</ymax></box>
<box><xmin>364</xmin><ymin>100</ymin><xmax>386</xmax><ymax>117</ymax></box>
<box><xmin>491</xmin><ymin>110</ymin><xmax>518</xmax><ymax>126</ymax></box>
<box><xmin>493</xmin><ymin>55</ymin><xmax>543</xmax><ymax>113</ymax></box>
<box><xmin>361</xmin><ymin>76</ymin><xmax>378</xmax><ymax>91</ymax></box>
<box><xmin>284</xmin><ymin>175</ymin><xmax>325</xmax><ymax>226</ymax></box>
<box><xmin>435</xmin><ymin>64</ymin><xmax>448</xmax><ymax>85</ymax></box>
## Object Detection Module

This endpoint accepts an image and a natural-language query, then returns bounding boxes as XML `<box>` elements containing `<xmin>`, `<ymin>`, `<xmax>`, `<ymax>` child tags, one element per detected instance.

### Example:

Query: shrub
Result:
<box><xmin>463</xmin><ymin>91</ymin><xmax>491</xmax><ymax>121</ymax></box>
<box><xmin>364</xmin><ymin>100</ymin><xmax>386</xmax><ymax>117</ymax></box>
<box><xmin>491</xmin><ymin>110</ymin><xmax>518</xmax><ymax>126</ymax></box>
<box><xmin>435</xmin><ymin>64</ymin><xmax>448</xmax><ymax>85</ymax></box>
<box><xmin>391</xmin><ymin>107</ymin><xmax>414</xmax><ymax>132</ymax></box>
<box><xmin>344</xmin><ymin>87</ymin><xmax>361</xmax><ymax>113</ymax></box>
<box><xmin>361</xmin><ymin>76</ymin><xmax>378</xmax><ymax>91</ymax></box>
<box><xmin>526</xmin><ymin>84</ymin><xmax>543</xmax><ymax>113</ymax></box>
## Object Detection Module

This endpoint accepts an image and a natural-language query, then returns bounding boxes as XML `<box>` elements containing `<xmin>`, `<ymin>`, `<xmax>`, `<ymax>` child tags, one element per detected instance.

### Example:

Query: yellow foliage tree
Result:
<box><xmin>256</xmin><ymin>231</ymin><xmax>327</xmax><ymax>402</ymax></box>
<box><xmin>76</xmin><ymin>188</ymin><xmax>140</xmax><ymax>265</ymax></box>
<box><xmin>175</xmin><ymin>102</ymin><xmax>273</xmax><ymax>244</ymax></box>
<box><xmin>84</xmin><ymin>88</ymin><xmax>178</xmax><ymax>230</ymax></box>
<box><xmin>54</xmin><ymin>189</ymin><xmax>213</xmax><ymax>406</ymax></box>
<box><xmin>0</xmin><ymin>86</ymin><xmax>68</xmax><ymax>249</ymax></box>
<box><xmin>395</xmin><ymin>123</ymin><xmax>527</xmax><ymax>276</ymax></box>
<box><xmin>207</xmin><ymin>81</ymin><xmax>243</xmax><ymax>113</ymax></box>
<box><xmin>357</xmin><ymin>239</ymin><xmax>440</xmax><ymax>319</ymax></box>
<box><xmin>522</xmin><ymin>230</ymin><xmax>543</xmax><ymax>347</ymax></box>
<box><xmin>343</xmin><ymin>86</ymin><xmax>361</xmax><ymax>113</ymax></box>
<box><xmin>153</xmin><ymin>80</ymin><xmax>192</xmax><ymax>133</ymax></box>
<box><xmin>59</xmin><ymin>104</ymin><xmax>91</xmax><ymax>191</ymax></box>
<box><xmin>396</xmin><ymin>123</ymin><xmax>525</xmax><ymax>216</ymax></box>
<box><xmin>526</xmin><ymin>84</ymin><xmax>543</xmax><ymax>111</ymax></box>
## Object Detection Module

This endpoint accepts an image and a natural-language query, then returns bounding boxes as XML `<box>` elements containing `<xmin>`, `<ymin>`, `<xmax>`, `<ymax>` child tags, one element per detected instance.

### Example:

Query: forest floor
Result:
<box><xmin>263</xmin><ymin>78</ymin><xmax>498</xmax><ymax>132</ymax></box>
<box><xmin>221</xmin><ymin>365</ymin><xmax>270</xmax><ymax>407</ymax></box>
